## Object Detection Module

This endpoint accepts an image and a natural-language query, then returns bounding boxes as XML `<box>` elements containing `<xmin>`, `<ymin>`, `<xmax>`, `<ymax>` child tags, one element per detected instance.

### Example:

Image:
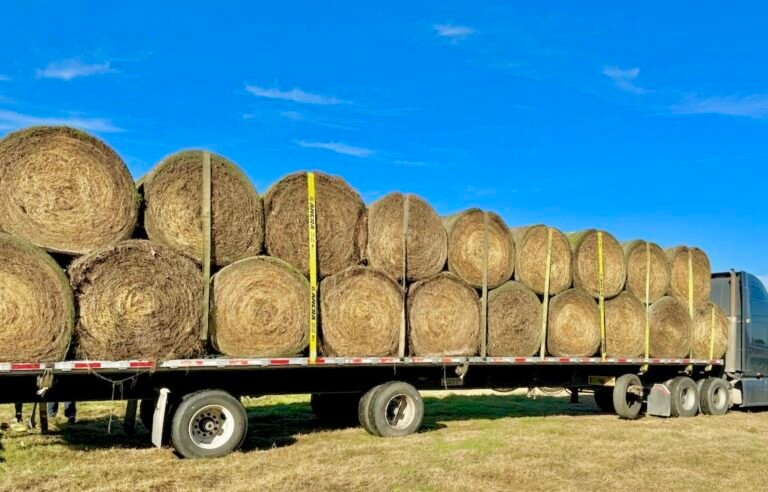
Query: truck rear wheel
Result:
<box><xmin>365</xmin><ymin>381</ymin><xmax>424</xmax><ymax>437</ymax></box>
<box><xmin>170</xmin><ymin>390</ymin><xmax>247</xmax><ymax>459</ymax></box>
<box><xmin>699</xmin><ymin>378</ymin><xmax>729</xmax><ymax>416</ymax></box>
<box><xmin>358</xmin><ymin>384</ymin><xmax>384</xmax><ymax>435</ymax></box>
<box><xmin>613</xmin><ymin>374</ymin><xmax>643</xmax><ymax>420</ymax></box>
<box><xmin>669</xmin><ymin>376</ymin><xmax>698</xmax><ymax>417</ymax></box>
<box><xmin>594</xmin><ymin>389</ymin><xmax>615</xmax><ymax>413</ymax></box>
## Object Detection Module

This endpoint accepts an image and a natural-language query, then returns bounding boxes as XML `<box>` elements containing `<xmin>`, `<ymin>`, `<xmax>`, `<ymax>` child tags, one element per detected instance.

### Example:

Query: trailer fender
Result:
<box><xmin>151</xmin><ymin>388</ymin><xmax>171</xmax><ymax>448</ymax></box>
<box><xmin>647</xmin><ymin>383</ymin><xmax>671</xmax><ymax>417</ymax></box>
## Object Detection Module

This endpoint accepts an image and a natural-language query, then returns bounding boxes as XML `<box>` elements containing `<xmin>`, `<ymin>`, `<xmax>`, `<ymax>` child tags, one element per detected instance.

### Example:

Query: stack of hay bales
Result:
<box><xmin>0</xmin><ymin>124</ymin><xmax>723</xmax><ymax>362</ymax></box>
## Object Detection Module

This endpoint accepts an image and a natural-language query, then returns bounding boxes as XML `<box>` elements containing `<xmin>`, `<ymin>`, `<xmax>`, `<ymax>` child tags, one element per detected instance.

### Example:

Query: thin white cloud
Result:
<box><xmin>434</xmin><ymin>24</ymin><xmax>475</xmax><ymax>41</ymax></box>
<box><xmin>672</xmin><ymin>94</ymin><xmax>768</xmax><ymax>119</ymax></box>
<box><xmin>36</xmin><ymin>59</ymin><xmax>115</xmax><ymax>80</ymax></box>
<box><xmin>759</xmin><ymin>275</ymin><xmax>768</xmax><ymax>288</ymax></box>
<box><xmin>296</xmin><ymin>140</ymin><xmax>373</xmax><ymax>158</ymax></box>
<box><xmin>0</xmin><ymin>109</ymin><xmax>122</xmax><ymax>132</ymax></box>
<box><xmin>0</xmin><ymin>74</ymin><xmax>10</xmax><ymax>81</ymax></box>
<box><xmin>245</xmin><ymin>85</ymin><xmax>344</xmax><ymax>105</ymax></box>
<box><xmin>280</xmin><ymin>110</ymin><xmax>304</xmax><ymax>121</ymax></box>
<box><xmin>603</xmin><ymin>66</ymin><xmax>649</xmax><ymax>95</ymax></box>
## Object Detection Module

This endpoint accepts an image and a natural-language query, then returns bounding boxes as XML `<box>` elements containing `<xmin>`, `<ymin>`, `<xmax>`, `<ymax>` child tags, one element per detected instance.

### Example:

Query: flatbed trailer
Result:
<box><xmin>2</xmin><ymin>269</ymin><xmax>765</xmax><ymax>459</ymax></box>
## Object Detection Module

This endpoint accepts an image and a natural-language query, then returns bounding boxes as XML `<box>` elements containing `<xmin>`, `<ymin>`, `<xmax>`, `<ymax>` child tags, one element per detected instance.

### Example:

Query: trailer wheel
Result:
<box><xmin>367</xmin><ymin>381</ymin><xmax>423</xmax><ymax>437</ymax></box>
<box><xmin>594</xmin><ymin>389</ymin><xmax>615</xmax><ymax>413</ymax></box>
<box><xmin>669</xmin><ymin>376</ymin><xmax>699</xmax><ymax>417</ymax></box>
<box><xmin>170</xmin><ymin>390</ymin><xmax>247</xmax><ymax>459</ymax></box>
<box><xmin>358</xmin><ymin>384</ymin><xmax>384</xmax><ymax>435</ymax></box>
<box><xmin>699</xmin><ymin>378</ymin><xmax>729</xmax><ymax>416</ymax></box>
<box><xmin>613</xmin><ymin>374</ymin><xmax>643</xmax><ymax>420</ymax></box>
<box><xmin>311</xmin><ymin>392</ymin><xmax>362</xmax><ymax>425</ymax></box>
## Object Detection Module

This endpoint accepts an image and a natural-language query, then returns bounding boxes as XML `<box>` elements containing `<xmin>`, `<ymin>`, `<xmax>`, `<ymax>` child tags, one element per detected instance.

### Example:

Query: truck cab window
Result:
<box><xmin>747</xmin><ymin>275</ymin><xmax>768</xmax><ymax>374</ymax></box>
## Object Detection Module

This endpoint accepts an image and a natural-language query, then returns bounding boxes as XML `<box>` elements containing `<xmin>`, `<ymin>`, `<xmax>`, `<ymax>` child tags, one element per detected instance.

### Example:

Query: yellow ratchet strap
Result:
<box><xmin>706</xmin><ymin>304</ymin><xmax>716</xmax><ymax>371</ymax></box>
<box><xmin>199</xmin><ymin>151</ymin><xmax>212</xmax><ymax>341</ymax></box>
<box><xmin>598</xmin><ymin>231</ymin><xmax>606</xmax><ymax>361</ymax></box>
<box><xmin>307</xmin><ymin>172</ymin><xmax>318</xmax><ymax>364</ymax></box>
<box><xmin>480</xmin><ymin>212</ymin><xmax>489</xmax><ymax>358</ymax></box>
<box><xmin>539</xmin><ymin>228</ymin><xmax>553</xmax><ymax>361</ymax></box>
<box><xmin>399</xmin><ymin>195</ymin><xmax>410</xmax><ymax>358</ymax></box>
<box><xmin>641</xmin><ymin>242</ymin><xmax>651</xmax><ymax>372</ymax></box>
<box><xmin>688</xmin><ymin>249</ymin><xmax>695</xmax><ymax>318</ymax></box>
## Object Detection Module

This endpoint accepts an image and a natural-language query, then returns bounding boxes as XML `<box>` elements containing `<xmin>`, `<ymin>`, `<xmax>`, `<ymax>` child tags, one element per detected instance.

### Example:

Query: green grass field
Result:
<box><xmin>1</xmin><ymin>390</ymin><xmax>767</xmax><ymax>491</ymax></box>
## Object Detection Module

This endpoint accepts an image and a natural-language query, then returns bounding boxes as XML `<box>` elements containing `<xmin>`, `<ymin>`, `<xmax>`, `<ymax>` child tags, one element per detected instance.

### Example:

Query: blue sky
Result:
<box><xmin>0</xmin><ymin>2</ymin><xmax>766</xmax><ymax>282</ymax></box>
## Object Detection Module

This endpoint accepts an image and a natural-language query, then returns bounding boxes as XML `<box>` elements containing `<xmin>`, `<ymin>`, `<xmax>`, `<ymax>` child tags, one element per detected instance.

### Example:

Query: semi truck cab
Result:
<box><xmin>712</xmin><ymin>271</ymin><xmax>768</xmax><ymax>406</ymax></box>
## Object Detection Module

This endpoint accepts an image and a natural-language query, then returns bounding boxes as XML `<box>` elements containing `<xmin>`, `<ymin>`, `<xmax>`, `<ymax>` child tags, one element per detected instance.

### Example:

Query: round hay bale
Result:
<box><xmin>569</xmin><ymin>229</ymin><xmax>626</xmax><ymax>299</ymax></box>
<box><xmin>666</xmin><ymin>246</ymin><xmax>712</xmax><ymax>306</ymax></box>
<box><xmin>511</xmin><ymin>225</ymin><xmax>572</xmax><ymax>295</ymax></box>
<box><xmin>648</xmin><ymin>296</ymin><xmax>692</xmax><ymax>358</ymax></box>
<box><xmin>605</xmin><ymin>291</ymin><xmax>645</xmax><ymax>357</ymax></box>
<box><xmin>211</xmin><ymin>256</ymin><xmax>308</xmax><ymax>357</ymax></box>
<box><xmin>445</xmin><ymin>209</ymin><xmax>514</xmax><ymax>289</ymax></box>
<box><xmin>141</xmin><ymin>150</ymin><xmax>264</xmax><ymax>267</ymax></box>
<box><xmin>320</xmin><ymin>266</ymin><xmax>402</xmax><ymax>356</ymax></box>
<box><xmin>69</xmin><ymin>240</ymin><xmax>203</xmax><ymax>360</ymax></box>
<box><xmin>488</xmin><ymin>281</ymin><xmax>542</xmax><ymax>357</ymax></box>
<box><xmin>366</xmin><ymin>193</ymin><xmax>446</xmax><ymax>282</ymax></box>
<box><xmin>408</xmin><ymin>272</ymin><xmax>480</xmax><ymax>356</ymax></box>
<box><xmin>0</xmin><ymin>126</ymin><xmax>138</xmax><ymax>254</ymax></box>
<box><xmin>264</xmin><ymin>172</ymin><xmax>366</xmax><ymax>278</ymax></box>
<box><xmin>0</xmin><ymin>232</ymin><xmax>74</xmax><ymax>362</ymax></box>
<box><xmin>691</xmin><ymin>302</ymin><xmax>728</xmax><ymax>359</ymax></box>
<box><xmin>547</xmin><ymin>288</ymin><xmax>600</xmax><ymax>357</ymax></box>
<box><xmin>623</xmin><ymin>240</ymin><xmax>670</xmax><ymax>304</ymax></box>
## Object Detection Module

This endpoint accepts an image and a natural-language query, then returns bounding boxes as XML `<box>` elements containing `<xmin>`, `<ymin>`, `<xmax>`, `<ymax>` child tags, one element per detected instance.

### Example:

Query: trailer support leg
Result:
<box><xmin>37</xmin><ymin>402</ymin><xmax>48</xmax><ymax>434</ymax></box>
<box><xmin>570</xmin><ymin>388</ymin><xmax>579</xmax><ymax>404</ymax></box>
<box><xmin>124</xmin><ymin>400</ymin><xmax>138</xmax><ymax>435</ymax></box>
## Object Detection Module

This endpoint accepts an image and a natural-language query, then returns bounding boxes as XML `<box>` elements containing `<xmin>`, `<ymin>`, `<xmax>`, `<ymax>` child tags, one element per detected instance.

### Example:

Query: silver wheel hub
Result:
<box><xmin>188</xmin><ymin>405</ymin><xmax>235</xmax><ymax>449</ymax></box>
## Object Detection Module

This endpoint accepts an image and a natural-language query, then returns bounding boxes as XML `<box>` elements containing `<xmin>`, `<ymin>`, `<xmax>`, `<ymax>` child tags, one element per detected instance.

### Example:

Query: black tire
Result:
<box><xmin>170</xmin><ymin>390</ymin><xmax>247</xmax><ymax>459</ymax></box>
<box><xmin>311</xmin><ymin>393</ymin><xmax>362</xmax><ymax>425</ymax></box>
<box><xmin>358</xmin><ymin>385</ymin><xmax>383</xmax><ymax>435</ymax></box>
<box><xmin>669</xmin><ymin>376</ymin><xmax>699</xmax><ymax>418</ymax></box>
<box><xmin>594</xmin><ymin>389</ymin><xmax>615</xmax><ymax>413</ymax></box>
<box><xmin>699</xmin><ymin>378</ymin><xmax>729</xmax><ymax>416</ymax></box>
<box><xmin>613</xmin><ymin>374</ymin><xmax>643</xmax><ymax>420</ymax></box>
<box><xmin>367</xmin><ymin>381</ymin><xmax>424</xmax><ymax>437</ymax></box>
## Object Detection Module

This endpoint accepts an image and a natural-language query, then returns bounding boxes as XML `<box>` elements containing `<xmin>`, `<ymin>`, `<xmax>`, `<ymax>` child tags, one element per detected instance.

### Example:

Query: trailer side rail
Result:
<box><xmin>0</xmin><ymin>356</ymin><xmax>724</xmax><ymax>374</ymax></box>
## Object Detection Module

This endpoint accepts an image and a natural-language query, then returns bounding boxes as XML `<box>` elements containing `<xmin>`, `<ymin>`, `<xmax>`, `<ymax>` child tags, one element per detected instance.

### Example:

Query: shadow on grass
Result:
<box><xmin>47</xmin><ymin>393</ymin><xmax>600</xmax><ymax>453</ymax></box>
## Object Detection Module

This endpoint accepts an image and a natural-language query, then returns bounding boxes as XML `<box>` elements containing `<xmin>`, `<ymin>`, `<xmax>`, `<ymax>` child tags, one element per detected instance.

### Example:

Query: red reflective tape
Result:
<box><xmin>74</xmin><ymin>362</ymin><xmax>101</xmax><ymax>369</ymax></box>
<box><xmin>559</xmin><ymin>358</ymin><xmax>570</xmax><ymax>363</ymax></box>
<box><xmin>682</xmin><ymin>359</ymin><xmax>690</xmax><ymax>364</ymax></box>
<box><xmin>515</xmin><ymin>358</ymin><xmax>527</xmax><ymax>363</ymax></box>
<box><xmin>379</xmin><ymin>357</ymin><xmax>398</xmax><ymax>364</ymax></box>
<box><xmin>129</xmin><ymin>361</ymin><xmax>155</xmax><ymax>368</ymax></box>
<box><xmin>225</xmin><ymin>359</ymin><xmax>248</xmax><ymax>366</ymax></box>
<box><xmin>349</xmin><ymin>358</ymin><xmax>363</xmax><ymax>364</ymax></box>
<box><xmin>651</xmin><ymin>359</ymin><xmax>661</xmax><ymax>363</ymax></box>
<box><xmin>314</xmin><ymin>358</ymin><xmax>326</xmax><ymax>365</ymax></box>
<box><xmin>618</xmin><ymin>358</ymin><xmax>628</xmax><ymax>363</ymax></box>
<box><xmin>269</xmin><ymin>359</ymin><xmax>291</xmax><ymax>365</ymax></box>
<box><xmin>439</xmin><ymin>357</ymin><xmax>456</xmax><ymax>363</ymax></box>
<box><xmin>10</xmin><ymin>363</ymin><xmax>42</xmax><ymax>371</ymax></box>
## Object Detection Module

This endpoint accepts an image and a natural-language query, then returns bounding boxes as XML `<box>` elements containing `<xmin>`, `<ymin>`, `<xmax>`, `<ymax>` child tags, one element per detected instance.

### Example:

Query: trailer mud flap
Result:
<box><xmin>647</xmin><ymin>383</ymin><xmax>671</xmax><ymax>417</ymax></box>
<box><xmin>151</xmin><ymin>388</ymin><xmax>171</xmax><ymax>448</ymax></box>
